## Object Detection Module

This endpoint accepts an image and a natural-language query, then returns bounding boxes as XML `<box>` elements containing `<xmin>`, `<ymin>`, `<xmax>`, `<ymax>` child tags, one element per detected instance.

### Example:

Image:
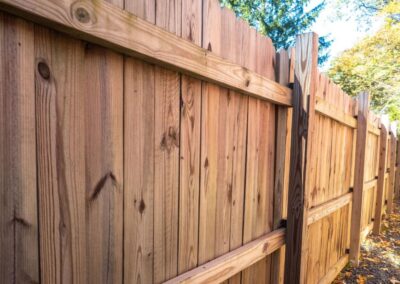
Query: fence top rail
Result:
<box><xmin>0</xmin><ymin>0</ymin><xmax>293</xmax><ymax>106</ymax></box>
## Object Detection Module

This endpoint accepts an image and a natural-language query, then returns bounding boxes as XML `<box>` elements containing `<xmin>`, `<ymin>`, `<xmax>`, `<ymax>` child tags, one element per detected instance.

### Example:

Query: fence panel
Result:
<box><xmin>303</xmin><ymin>72</ymin><xmax>356</xmax><ymax>283</ymax></box>
<box><xmin>0</xmin><ymin>0</ymin><xmax>398</xmax><ymax>283</ymax></box>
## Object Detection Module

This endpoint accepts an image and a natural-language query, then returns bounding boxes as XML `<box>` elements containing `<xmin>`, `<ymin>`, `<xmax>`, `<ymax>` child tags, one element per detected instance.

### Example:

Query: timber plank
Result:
<box><xmin>0</xmin><ymin>0</ymin><xmax>292</xmax><ymax>106</ymax></box>
<box><xmin>198</xmin><ymin>84</ymin><xmax>248</xmax><ymax>264</ymax></box>
<box><xmin>199</xmin><ymin>5</ymin><xmax>247</xmax><ymax>284</ymax></box>
<box><xmin>242</xmin><ymin>98</ymin><xmax>276</xmax><ymax>284</ymax></box>
<box><xmin>387</xmin><ymin>132</ymin><xmax>396</xmax><ymax>213</ymax></box>
<box><xmin>153</xmin><ymin>2</ymin><xmax>181</xmax><ymax>282</ymax></box>
<box><xmin>153</xmin><ymin>66</ymin><xmax>180</xmax><ymax>283</ymax></box>
<box><xmin>164</xmin><ymin>229</ymin><xmax>286</xmax><ymax>284</ymax></box>
<box><xmin>178</xmin><ymin>0</ymin><xmax>202</xmax><ymax>275</ymax></box>
<box><xmin>123</xmin><ymin>2</ymin><xmax>156</xmax><ymax>284</ymax></box>
<box><xmin>123</xmin><ymin>58</ymin><xmax>155</xmax><ymax>284</ymax></box>
<box><xmin>349</xmin><ymin>92</ymin><xmax>369</xmax><ymax>265</ymax></box>
<box><xmin>83</xmin><ymin>44</ymin><xmax>123</xmax><ymax>284</ymax></box>
<box><xmin>35</xmin><ymin>26</ymin><xmax>86</xmax><ymax>284</ymax></box>
<box><xmin>0</xmin><ymin>12</ymin><xmax>38</xmax><ymax>283</ymax></box>
<box><xmin>307</xmin><ymin>193</ymin><xmax>353</xmax><ymax>225</ymax></box>
<box><xmin>318</xmin><ymin>254</ymin><xmax>349</xmax><ymax>284</ymax></box>
<box><xmin>179</xmin><ymin>75</ymin><xmax>201</xmax><ymax>273</ymax></box>
<box><xmin>315</xmin><ymin>96</ymin><xmax>357</xmax><ymax>129</ymax></box>
<box><xmin>271</xmin><ymin>49</ymin><xmax>290</xmax><ymax>284</ymax></box>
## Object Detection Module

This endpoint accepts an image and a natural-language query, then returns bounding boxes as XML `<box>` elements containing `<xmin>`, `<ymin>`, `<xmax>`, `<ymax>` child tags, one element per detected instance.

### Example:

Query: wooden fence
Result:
<box><xmin>0</xmin><ymin>0</ymin><xmax>398</xmax><ymax>283</ymax></box>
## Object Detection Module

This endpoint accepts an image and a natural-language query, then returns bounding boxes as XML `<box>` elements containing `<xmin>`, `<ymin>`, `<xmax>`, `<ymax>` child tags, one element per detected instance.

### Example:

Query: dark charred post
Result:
<box><xmin>284</xmin><ymin>32</ymin><xmax>318</xmax><ymax>284</ymax></box>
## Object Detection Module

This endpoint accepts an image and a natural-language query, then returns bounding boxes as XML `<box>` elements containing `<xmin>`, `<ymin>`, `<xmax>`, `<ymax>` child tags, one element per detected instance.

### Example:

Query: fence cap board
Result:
<box><xmin>0</xmin><ymin>0</ymin><xmax>293</xmax><ymax>106</ymax></box>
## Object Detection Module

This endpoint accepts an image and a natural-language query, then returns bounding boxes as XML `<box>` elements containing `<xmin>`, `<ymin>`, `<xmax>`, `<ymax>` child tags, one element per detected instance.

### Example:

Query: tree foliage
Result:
<box><xmin>332</xmin><ymin>0</ymin><xmax>391</xmax><ymax>28</ymax></box>
<box><xmin>328</xmin><ymin>1</ymin><xmax>400</xmax><ymax>121</ymax></box>
<box><xmin>220</xmin><ymin>0</ymin><xmax>331</xmax><ymax>64</ymax></box>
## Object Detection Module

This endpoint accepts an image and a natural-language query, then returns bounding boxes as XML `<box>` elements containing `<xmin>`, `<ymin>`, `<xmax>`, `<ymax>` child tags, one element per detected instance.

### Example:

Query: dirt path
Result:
<box><xmin>334</xmin><ymin>199</ymin><xmax>400</xmax><ymax>284</ymax></box>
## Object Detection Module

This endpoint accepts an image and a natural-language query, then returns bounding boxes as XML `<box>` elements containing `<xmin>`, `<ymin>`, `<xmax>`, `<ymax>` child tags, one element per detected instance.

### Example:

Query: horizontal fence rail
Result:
<box><xmin>0</xmin><ymin>0</ymin><xmax>292</xmax><ymax>105</ymax></box>
<box><xmin>0</xmin><ymin>0</ymin><xmax>398</xmax><ymax>284</ymax></box>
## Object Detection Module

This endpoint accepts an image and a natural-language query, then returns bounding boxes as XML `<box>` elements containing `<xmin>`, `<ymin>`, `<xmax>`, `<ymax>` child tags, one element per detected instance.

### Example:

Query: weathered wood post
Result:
<box><xmin>387</xmin><ymin>125</ymin><xmax>397</xmax><ymax>213</ymax></box>
<box><xmin>349</xmin><ymin>92</ymin><xmax>369</xmax><ymax>265</ymax></box>
<box><xmin>373</xmin><ymin>124</ymin><xmax>388</xmax><ymax>234</ymax></box>
<box><xmin>284</xmin><ymin>32</ymin><xmax>318</xmax><ymax>284</ymax></box>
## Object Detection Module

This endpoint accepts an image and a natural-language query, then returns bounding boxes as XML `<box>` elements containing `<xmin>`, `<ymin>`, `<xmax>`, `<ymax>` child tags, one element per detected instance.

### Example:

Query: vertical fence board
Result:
<box><xmin>349</xmin><ymin>92</ymin><xmax>369</xmax><ymax>265</ymax></box>
<box><xmin>284</xmin><ymin>32</ymin><xmax>318</xmax><ymax>284</ymax></box>
<box><xmin>0</xmin><ymin>12</ymin><xmax>38</xmax><ymax>284</ymax></box>
<box><xmin>35</xmin><ymin>26</ymin><xmax>86</xmax><ymax>284</ymax></box>
<box><xmin>153</xmin><ymin>2</ymin><xmax>181</xmax><ymax>281</ymax></box>
<box><xmin>241</xmin><ymin>22</ymin><xmax>277</xmax><ymax>284</ymax></box>
<box><xmin>123</xmin><ymin>2</ymin><xmax>156</xmax><ymax>284</ymax></box>
<box><xmin>373</xmin><ymin>126</ymin><xmax>387</xmax><ymax>234</ymax></box>
<box><xmin>199</xmin><ymin>6</ymin><xmax>247</xmax><ymax>284</ymax></box>
<box><xmin>387</xmin><ymin>132</ymin><xmax>396</xmax><ymax>213</ymax></box>
<box><xmin>124</xmin><ymin>58</ymin><xmax>155</xmax><ymax>284</ymax></box>
<box><xmin>178</xmin><ymin>0</ymin><xmax>202</xmax><ymax>275</ymax></box>
<box><xmin>153</xmin><ymin>67</ymin><xmax>180</xmax><ymax>283</ymax></box>
<box><xmin>83</xmin><ymin>44</ymin><xmax>123</xmax><ymax>284</ymax></box>
<box><xmin>179</xmin><ymin>75</ymin><xmax>201</xmax><ymax>273</ymax></box>
<box><xmin>243</xmin><ymin>99</ymin><xmax>276</xmax><ymax>284</ymax></box>
<box><xmin>124</xmin><ymin>0</ymin><xmax>155</xmax><ymax>22</ymax></box>
<box><xmin>271</xmin><ymin>49</ymin><xmax>290</xmax><ymax>284</ymax></box>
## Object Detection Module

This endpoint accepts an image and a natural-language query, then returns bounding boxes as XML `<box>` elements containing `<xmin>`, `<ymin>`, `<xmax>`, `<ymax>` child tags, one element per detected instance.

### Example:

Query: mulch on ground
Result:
<box><xmin>334</xmin><ymin>199</ymin><xmax>400</xmax><ymax>284</ymax></box>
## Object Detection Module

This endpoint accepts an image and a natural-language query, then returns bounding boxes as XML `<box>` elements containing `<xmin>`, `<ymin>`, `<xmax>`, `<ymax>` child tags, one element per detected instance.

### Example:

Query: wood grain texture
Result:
<box><xmin>0</xmin><ymin>12</ymin><xmax>38</xmax><ymax>283</ymax></box>
<box><xmin>0</xmin><ymin>0</ymin><xmax>292</xmax><ymax>106</ymax></box>
<box><xmin>35</xmin><ymin>26</ymin><xmax>86</xmax><ymax>284</ymax></box>
<box><xmin>307</xmin><ymin>193</ymin><xmax>352</xmax><ymax>225</ymax></box>
<box><xmin>165</xmin><ymin>229</ymin><xmax>285</xmax><ymax>284</ymax></box>
<box><xmin>315</xmin><ymin>96</ymin><xmax>357</xmax><ymax>129</ymax></box>
<box><xmin>242</xmin><ymin>98</ymin><xmax>275</xmax><ymax>284</ymax></box>
<box><xmin>0</xmin><ymin>3</ymin><xmax>387</xmax><ymax>284</ymax></box>
<box><xmin>123</xmin><ymin>2</ymin><xmax>156</xmax><ymax>284</ymax></box>
<box><xmin>83</xmin><ymin>44</ymin><xmax>123</xmax><ymax>284</ymax></box>
<box><xmin>199</xmin><ymin>4</ymin><xmax>248</xmax><ymax>284</ymax></box>
<box><xmin>239</xmin><ymin>14</ymin><xmax>277</xmax><ymax>284</ymax></box>
<box><xmin>317</xmin><ymin>254</ymin><xmax>349</xmax><ymax>284</ymax></box>
<box><xmin>349</xmin><ymin>92</ymin><xmax>369</xmax><ymax>266</ymax></box>
<box><xmin>179</xmin><ymin>75</ymin><xmax>201</xmax><ymax>274</ymax></box>
<box><xmin>154</xmin><ymin>66</ymin><xmax>180</xmax><ymax>283</ymax></box>
<box><xmin>198</xmin><ymin>83</ymin><xmax>248</xmax><ymax>264</ymax></box>
<box><xmin>153</xmin><ymin>2</ymin><xmax>181</xmax><ymax>282</ymax></box>
<box><xmin>284</xmin><ymin>32</ymin><xmax>319</xmax><ymax>284</ymax></box>
<box><xmin>124</xmin><ymin>58</ymin><xmax>155</xmax><ymax>284</ymax></box>
<box><xmin>271</xmin><ymin>49</ymin><xmax>290</xmax><ymax>284</ymax></box>
<box><xmin>178</xmin><ymin>0</ymin><xmax>202</xmax><ymax>275</ymax></box>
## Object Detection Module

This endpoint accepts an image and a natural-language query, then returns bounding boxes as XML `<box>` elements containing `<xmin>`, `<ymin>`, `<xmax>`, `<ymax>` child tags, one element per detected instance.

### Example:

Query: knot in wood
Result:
<box><xmin>75</xmin><ymin>7</ymin><xmax>91</xmax><ymax>23</ymax></box>
<box><xmin>160</xmin><ymin>127</ymin><xmax>179</xmax><ymax>153</ymax></box>
<box><xmin>38</xmin><ymin>62</ymin><xmax>50</xmax><ymax>80</ymax></box>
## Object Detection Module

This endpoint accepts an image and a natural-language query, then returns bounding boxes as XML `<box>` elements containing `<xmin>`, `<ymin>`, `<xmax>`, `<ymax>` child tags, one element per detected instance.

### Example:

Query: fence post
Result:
<box><xmin>387</xmin><ymin>128</ymin><xmax>397</xmax><ymax>213</ymax></box>
<box><xmin>395</xmin><ymin>137</ymin><xmax>400</xmax><ymax>198</ymax></box>
<box><xmin>349</xmin><ymin>92</ymin><xmax>369</xmax><ymax>265</ymax></box>
<box><xmin>373</xmin><ymin>124</ymin><xmax>387</xmax><ymax>234</ymax></box>
<box><xmin>284</xmin><ymin>32</ymin><xmax>318</xmax><ymax>284</ymax></box>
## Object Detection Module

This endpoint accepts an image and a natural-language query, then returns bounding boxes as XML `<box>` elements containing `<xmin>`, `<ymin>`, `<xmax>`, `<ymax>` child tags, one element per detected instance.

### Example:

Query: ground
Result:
<box><xmin>334</xmin><ymin>199</ymin><xmax>400</xmax><ymax>284</ymax></box>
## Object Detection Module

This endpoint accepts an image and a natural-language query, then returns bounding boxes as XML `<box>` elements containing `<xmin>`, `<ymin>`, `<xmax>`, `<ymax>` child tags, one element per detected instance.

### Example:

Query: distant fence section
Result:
<box><xmin>0</xmin><ymin>0</ymin><xmax>398</xmax><ymax>284</ymax></box>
